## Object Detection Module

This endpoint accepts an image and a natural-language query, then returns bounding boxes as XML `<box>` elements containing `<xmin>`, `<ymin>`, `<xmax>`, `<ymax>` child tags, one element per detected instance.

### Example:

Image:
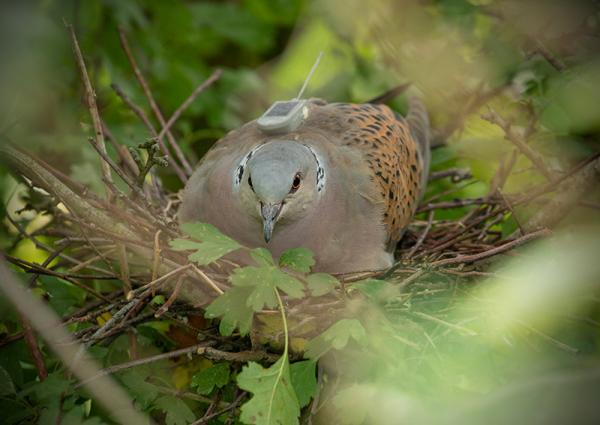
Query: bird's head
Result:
<box><xmin>235</xmin><ymin>140</ymin><xmax>325</xmax><ymax>243</ymax></box>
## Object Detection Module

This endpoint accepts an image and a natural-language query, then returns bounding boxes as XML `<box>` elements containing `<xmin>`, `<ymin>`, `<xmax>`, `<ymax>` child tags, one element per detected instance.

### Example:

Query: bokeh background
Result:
<box><xmin>1</xmin><ymin>0</ymin><xmax>600</xmax><ymax>424</ymax></box>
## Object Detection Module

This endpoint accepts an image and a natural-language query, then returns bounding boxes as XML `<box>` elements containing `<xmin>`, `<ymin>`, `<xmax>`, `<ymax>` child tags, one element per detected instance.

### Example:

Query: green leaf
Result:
<box><xmin>306</xmin><ymin>273</ymin><xmax>338</xmax><ymax>297</ymax></box>
<box><xmin>205</xmin><ymin>286</ymin><xmax>255</xmax><ymax>336</ymax></box>
<box><xmin>0</xmin><ymin>365</ymin><xmax>15</xmax><ymax>396</ymax></box>
<box><xmin>237</xmin><ymin>357</ymin><xmax>300</xmax><ymax>425</ymax></box>
<box><xmin>289</xmin><ymin>361</ymin><xmax>317</xmax><ymax>408</ymax></box>
<box><xmin>230</xmin><ymin>266</ymin><xmax>305</xmax><ymax>304</ymax></box>
<box><xmin>151</xmin><ymin>295</ymin><xmax>166</xmax><ymax>305</ymax></box>
<box><xmin>154</xmin><ymin>396</ymin><xmax>195</xmax><ymax>425</ymax></box>
<box><xmin>170</xmin><ymin>222</ymin><xmax>241</xmax><ymax>265</ymax></box>
<box><xmin>191</xmin><ymin>363</ymin><xmax>230</xmax><ymax>395</ymax></box>
<box><xmin>34</xmin><ymin>372</ymin><xmax>72</xmax><ymax>403</ymax></box>
<box><xmin>279</xmin><ymin>248</ymin><xmax>315</xmax><ymax>273</ymax></box>
<box><xmin>350</xmin><ymin>279</ymin><xmax>398</xmax><ymax>303</ymax></box>
<box><xmin>206</xmin><ymin>265</ymin><xmax>305</xmax><ymax>336</ymax></box>
<box><xmin>250</xmin><ymin>248</ymin><xmax>275</xmax><ymax>266</ymax></box>
<box><xmin>120</xmin><ymin>369</ymin><xmax>160</xmax><ymax>410</ymax></box>
<box><xmin>305</xmin><ymin>319</ymin><xmax>367</xmax><ymax>360</ymax></box>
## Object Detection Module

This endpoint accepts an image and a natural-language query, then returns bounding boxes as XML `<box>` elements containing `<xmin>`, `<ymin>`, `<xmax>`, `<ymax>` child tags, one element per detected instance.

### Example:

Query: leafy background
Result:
<box><xmin>1</xmin><ymin>0</ymin><xmax>600</xmax><ymax>424</ymax></box>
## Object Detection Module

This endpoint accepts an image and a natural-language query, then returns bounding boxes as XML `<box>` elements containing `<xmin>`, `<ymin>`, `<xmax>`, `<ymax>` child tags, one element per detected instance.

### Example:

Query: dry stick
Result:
<box><xmin>65</xmin><ymin>22</ymin><xmax>114</xmax><ymax>196</ymax></box>
<box><xmin>6</xmin><ymin>256</ymin><xmax>113</xmax><ymax>302</ymax></box>
<box><xmin>411</xmin><ymin>311</ymin><xmax>477</xmax><ymax>336</ymax></box>
<box><xmin>154</xmin><ymin>274</ymin><xmax>185</xmax><ymax>318</ymax></box>
<box><xmin>5</xmin><ymin>208</ymin><xmax>115</xmax><ymax>277</ymax></box>
<box><xmin>118</xmin><ymin>28</ymin><xmax>192</xmax><ymax>179</ymax></box>
<box><xmin>428</xmin><ymin>168</ymin><xmax>472</xmax><ymax>182</ymax></box>
<box><xmin>532</xmin><ymin>39</ymin><xmax>566</xmax><ymax>72</ymax></box>
<box><xmin>110</xmin><ymin>82</ymin><xmax>190</xmax><ymax>184</ymax></box>
<box><xmin>86</xmin><ymin>137</ymin><xmax>146</xmax><ymax>199</ymax></box>
<box><xmin>482</xmin><ymin>109</ymin><xmax>554</xmax><ymax>181</ymax></box>
<box><xmin>101</xmin><ymin>121</ymin><xmax>139</xmax><ymax>177</ymax></box>
<box><xmin>433</xmin><ymin>83</ymin><xmax>507</xmax><ymax>146</ymax></box>
<box><xmin>417</xmin><ymin>197</ymin><xmax>490</xmax><ymax>213</ymax></box>
<box><xmin>156</xmin><ymin>68</ymin><xmax>222</xmax><ymax>146</ymax></box>
<box><xmin>151</xmin><ymin>230</ymin><xmax>162</xmax><ymax>297</ymax></box>
<box><xmin>74</xmin><ymin>343</ymin><xmax>217</xmax><ymax>389</ymax></box>
<box><xmin>76</xmin><ymin>343</ymin><xmax>278</xmax><ymax>389</ymax></box>
<box><xmin>192</xmin><ymin>265</ymin><xmax>225</xmax><ymax>295</ymax></box>
<box><xmin>430</xmin><ymin>228</ymin><xmax>551</xmax><ymax>268</ymax></box>
<box><xmin>191</xmin><ymin>392</ymin><xmax>247</xmax><ymax>425</ymax></box>
<box><xmin>128</xmin><ymin>264</ymin><xmax>192</xmax><ymax>299</ymax></box>
<box><xmin>19</xmin><ymin>314</ymin><xmax>48</xmax><ymax>380</ymax></box>
<box><xmin>0</xmin><ymin>258</ymin><xmax>153</xmax><ymax>425</ymax></box>
<box><xmin>407</xmin><ymin>210</ymin><xmax>435</xmax><ymax>258</ymax></box>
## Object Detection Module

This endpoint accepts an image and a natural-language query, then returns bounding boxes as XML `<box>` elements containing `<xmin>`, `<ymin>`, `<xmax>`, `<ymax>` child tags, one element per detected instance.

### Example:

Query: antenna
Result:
<box><xmin>257</xmin><ymin>52</ymin><xmax>325</xmax><ymax>135</ymax></box>
<box><xmin>295</xmin><ymin>51</ymin><xmax>323</xmax><ymax>100</ymax></box>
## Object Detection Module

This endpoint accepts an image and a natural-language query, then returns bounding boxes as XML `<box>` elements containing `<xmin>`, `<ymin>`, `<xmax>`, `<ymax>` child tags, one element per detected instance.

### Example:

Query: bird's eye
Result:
<box><xmin>290</xmin><ymin>173</ymin><xmax>301</xmax><ymax>193</ymax></box>
<box><xmin>248</xmin><ymin>175</ymin><xmax>254</xmax><ymax>190</ymax></box>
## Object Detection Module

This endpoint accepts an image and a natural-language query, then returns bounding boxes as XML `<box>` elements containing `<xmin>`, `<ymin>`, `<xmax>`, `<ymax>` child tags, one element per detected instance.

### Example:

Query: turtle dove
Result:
<box><xmin>179</xmin><ymin>97</ymin><xmax>430</xmax><ymax>273</ymax></box>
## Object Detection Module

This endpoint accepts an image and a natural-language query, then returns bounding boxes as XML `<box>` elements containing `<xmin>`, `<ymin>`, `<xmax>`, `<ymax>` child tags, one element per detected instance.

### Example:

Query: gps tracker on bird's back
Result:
<box><xmin>257</xmin><ymin>52</ymin><xmax>323</xmax><ymax>135</ymax></box>
<box><xmin>257</xmin><ymin>99</ymin><xmax>308</xmax><ymax>134</ymax></box>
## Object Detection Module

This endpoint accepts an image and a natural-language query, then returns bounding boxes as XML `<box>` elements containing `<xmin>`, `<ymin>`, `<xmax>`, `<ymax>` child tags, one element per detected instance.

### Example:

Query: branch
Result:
<box><xmin>156</xmin><ymin>68</ymin><xmax>223</xmax><ymax>148</ymax></box>
<box><xmin>0</xmin><ymin>258</ymin><xmax>153</xmax><ymax>425</ymax></box>
<box><xmin>482</xmin><ymin>108</ymin><xmax>554</xmax><ymax>180</ymax></box>
<box><xmin>430</xmin><ymin>228</ymin><xmax>551</xmax><ymax>267</ymax></box>
<box><xmin>65</xmin><ymin>21</ymin><xmax>114</xmax><ymax>194</ymax></box>
<box><xmin>118</xmin><ymin>28</ymin><xmax>192</xmax><ymax>180</ymax></box>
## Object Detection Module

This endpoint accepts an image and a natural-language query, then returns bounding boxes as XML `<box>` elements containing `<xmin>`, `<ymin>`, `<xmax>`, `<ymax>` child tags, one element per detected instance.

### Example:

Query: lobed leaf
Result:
<box><xmin>289</xmin><ymin>361</ymin><xmax>318</xmax><ymax>408</ymax></box>
<box><xmin>279</xmin><ymin>247</ymin><xmax>315</xmax><ymax>273</ymax></box>
<box><xmin>191</xmin><ymin>363</ymin><xmax>230</xmax><ymax>395</ymax></box>
<box><xmin>237</xmin><ymin>357</ymin><xmax>300</xmax><ymax>425</ymax></box>
<box><xmin>306</xmin><ymin>273</ymin><xmax>338</xmax><ymax>297</ymax></box>
<box><xmin>170</xmin><ymin>222</ymin><xmax>241</xmax><ymax>265</ymax></box>
<box><xmin>305</xmin><ymin>319</ymin><xmax>367</xmax><ymax>360</ymax></box>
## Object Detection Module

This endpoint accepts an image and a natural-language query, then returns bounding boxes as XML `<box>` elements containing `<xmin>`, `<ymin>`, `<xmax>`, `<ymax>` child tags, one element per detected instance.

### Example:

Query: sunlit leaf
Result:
<box><xmin>170</xmin><ymin>222</ymin><xmax>241</xmax><ymax>265</ymax></box>
<box><xmin>154</xmin><ymin>396</ymin><xmax>195</xmax><ymax>425</ymax></box>
<box><xmin>205</xmin><ymin>285</ymin><xmax>255</xmax><ymax>336</ymax></box>
<box><xmin>191</xmin><ymin>363</ymin><xmax>230</xmax><ymax>395</ymax></box>
<box><xmin>279</xmin><ymin>248</ymin><xmax>315</xmax><ymax>273</ymax></box>
<box><xmin>237</xmin><ymin>357</ymin><xmax>300</xmax><ymax>425</ymax></box>
<box><xmin>306</xmin><ymin>273</ymin><xmax>338</xmax><ymax>297</ymax></box>
<box><xmin>305</xmin><ymin>319</ymin><xmax>367</xmax><ymax>360</ymax></box>
<box><xmin>289</xmin><ymin>361</ymin><xmax>317</xmax><ymax>408</ymax></box>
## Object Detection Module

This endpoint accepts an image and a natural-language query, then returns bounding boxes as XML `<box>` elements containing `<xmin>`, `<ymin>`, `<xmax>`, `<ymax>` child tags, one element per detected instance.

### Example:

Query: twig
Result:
<box><xmin>429</xmin><ymin>168</ymin><xmax>472</xmax><ymax>182</ymax></box>
<box><xmin>20</xmin><ymin>314</ymin><xmax>48</xmax><ymax>381</ymax></box>
<box><xmin>75</xmin><ymin>342</ymin><xmax>216</xmax><ymax>388</ymax></box>
<box><xmin>430</xmin><ymin>228</ymin><xmax>551</xmax><ymax>268</ymax></box>
<box><xmin>482</xmin><ymin>108</ymin><xmax>554</xmax><ymax>181</ymax></box>
<box><xmin>410</xmin><ymin>311</ymin><xmax>477</xmax><ymax>336</ymax></box>
<box><xmin>154</xmin><ymin>274</ymin><xmax>185</xmax><ymax>317</ymax></box>
<box><xmin>192</xmin><ymin>265</ymin><xmax>225</xmax><ymax>295</ymax></box>
<box><xmin>5</xmin><ymin>255</ymin><xmax>112</xmax><ymax>302</ymax></box>
<box><xmin>406</xmin><ymin>210</ymin><xmax>434</xmax><ymax>258</ymax></box>
<box><xmin>65</xmin><ymin>21</ymin><xmax>114</xmax><ymax>195</ymax></box>
<box><xmin>0</xmin><ymin>258</ymin><xmax>153</xmax><ymax>425</ymax></box>
<box><xmin>118</xmin><ymin>28</ymin><xmax>191</xmax><ymax>180</ymax></box>
<box><xmin>156</xmin><ymin>68</ymin><xmax>222</xmax><ymax>148</ymax></box>
<box><xmin>417</xmin><ymin>198</ymin><xmax>491</xmax><ymax>213</ymax></box>
<box><xmin>191</xmin><ymin>392</ymin><xmax>247</xmax><ymax>425</ymax></box>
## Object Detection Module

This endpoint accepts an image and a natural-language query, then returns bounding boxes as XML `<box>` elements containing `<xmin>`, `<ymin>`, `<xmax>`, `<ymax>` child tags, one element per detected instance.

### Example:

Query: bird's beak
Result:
<box><xmin>260</xmin><ymin>202</ymin><xmax>283</xmax><ymax>243</ymax></box>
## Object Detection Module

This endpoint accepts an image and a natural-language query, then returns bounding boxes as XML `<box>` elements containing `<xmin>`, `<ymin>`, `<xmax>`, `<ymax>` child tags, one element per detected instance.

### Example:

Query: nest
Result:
<box><xmin>2</xmin><ymin>25</ymin><xmax>599</xmax><ymax>362</ymax></box>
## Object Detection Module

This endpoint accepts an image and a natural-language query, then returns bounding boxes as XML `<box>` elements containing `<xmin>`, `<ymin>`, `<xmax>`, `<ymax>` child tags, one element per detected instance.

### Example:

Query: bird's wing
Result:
<box><xmin>306</xmin><ymin>101</ymin><xmax>427</xmax><ymax>246</ymax></box>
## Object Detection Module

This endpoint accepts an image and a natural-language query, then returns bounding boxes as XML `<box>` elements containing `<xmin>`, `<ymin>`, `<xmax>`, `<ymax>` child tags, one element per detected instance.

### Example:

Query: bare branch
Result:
<box><xmin>65</xmin><ymin>21</ymin><xmax>114</xmax><ymax>194</ymax></box>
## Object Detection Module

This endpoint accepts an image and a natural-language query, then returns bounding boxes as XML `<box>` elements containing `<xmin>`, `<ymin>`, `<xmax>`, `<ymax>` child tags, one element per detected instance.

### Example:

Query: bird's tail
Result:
<box><xmin>406</xmin><ymin>96</ymin><xmax>430</xmax><ymax>190</ymax></box>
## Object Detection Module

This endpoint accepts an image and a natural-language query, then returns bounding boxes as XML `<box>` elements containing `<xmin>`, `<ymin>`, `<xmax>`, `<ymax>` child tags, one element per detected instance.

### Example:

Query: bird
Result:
<box><xmin>179</xmin><ymin>97</ymin><xmax>430</xmax><ymax>274</ymax></box>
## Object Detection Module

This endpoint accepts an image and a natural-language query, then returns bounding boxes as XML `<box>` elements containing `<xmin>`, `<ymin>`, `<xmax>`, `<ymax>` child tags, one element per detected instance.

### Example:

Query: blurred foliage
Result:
<box><xmin>1</xmin><ymin>0</ymin><xmax>600</xmax><ymax>424</ymax></box>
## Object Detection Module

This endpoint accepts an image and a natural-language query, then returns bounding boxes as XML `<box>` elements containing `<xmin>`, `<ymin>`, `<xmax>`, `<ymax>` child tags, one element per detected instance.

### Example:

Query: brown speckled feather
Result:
<box><xmin>304</xmin><ymin>101</ymin><xmax>427</xmax><ymax>247</ymax></box>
